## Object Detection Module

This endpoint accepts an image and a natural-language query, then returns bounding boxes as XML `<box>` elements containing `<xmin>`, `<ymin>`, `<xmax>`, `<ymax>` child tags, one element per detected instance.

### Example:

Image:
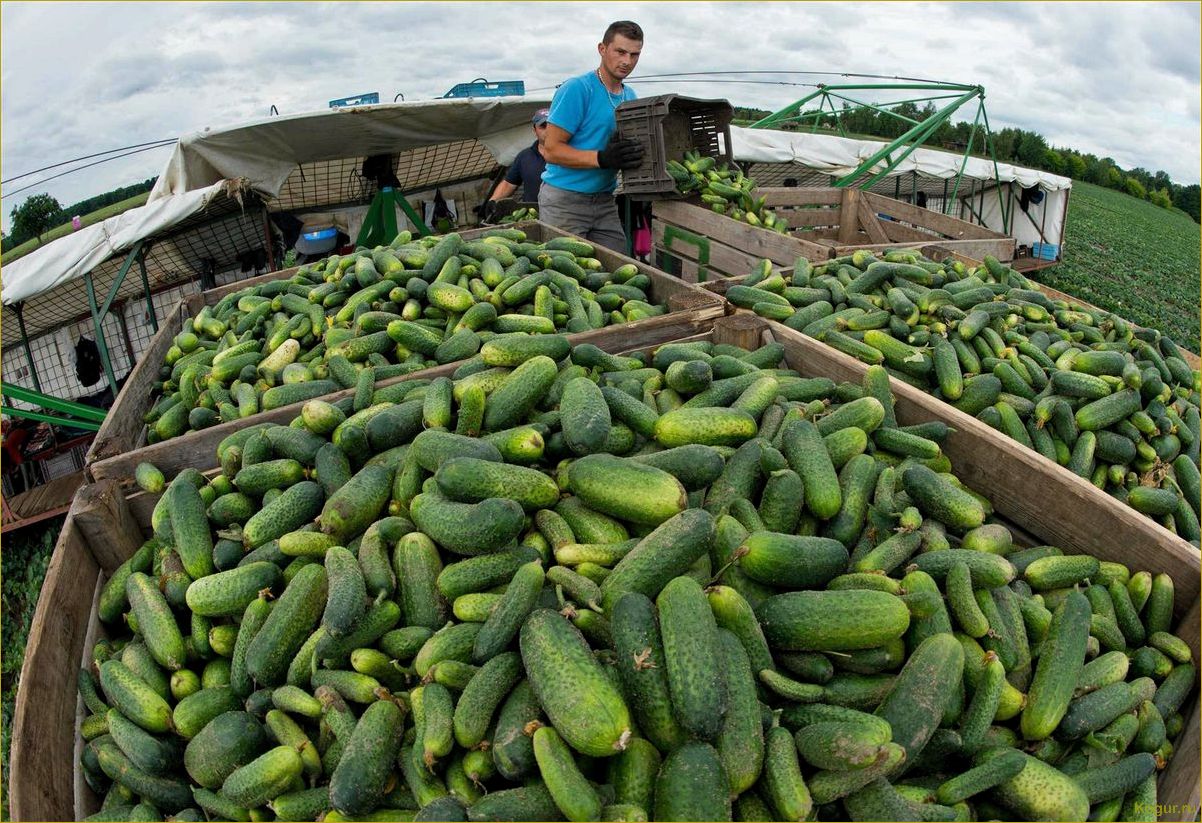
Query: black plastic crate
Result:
<box><xmin>616</xmin><ymin>95</ymin><xmax>734</xmax><ymax>199</ymax></box>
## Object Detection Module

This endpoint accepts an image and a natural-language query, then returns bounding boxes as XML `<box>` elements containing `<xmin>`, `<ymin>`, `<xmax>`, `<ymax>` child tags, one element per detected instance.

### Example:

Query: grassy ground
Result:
<box><xmin>1</xmin><ymin>192</ymin><xmax>150</xmax><ymax>265</ymax></box>
<box><xmin>1036</xmin><ymin>180</ymin><xmax>1200</xmax><ymax>353</ymax></box>
<box><xmin>1</xmin><ymin>516</ymin><xmax>61</xmax><ymax>821</ymax></box>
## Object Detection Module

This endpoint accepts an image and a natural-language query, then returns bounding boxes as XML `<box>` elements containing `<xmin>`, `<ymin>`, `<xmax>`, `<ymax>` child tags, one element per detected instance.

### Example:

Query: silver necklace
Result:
<box><xmin>596</xmin><ymin>68</ymin><xmax>624</xmax><ymax>110</ymax></box>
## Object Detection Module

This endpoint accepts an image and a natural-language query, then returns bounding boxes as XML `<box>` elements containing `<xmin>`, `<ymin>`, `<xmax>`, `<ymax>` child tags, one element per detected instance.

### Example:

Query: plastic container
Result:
<box><xmin>615</xmin><ymin>94</ymin><xmax>734</xmax><ymax>198</ymax></box>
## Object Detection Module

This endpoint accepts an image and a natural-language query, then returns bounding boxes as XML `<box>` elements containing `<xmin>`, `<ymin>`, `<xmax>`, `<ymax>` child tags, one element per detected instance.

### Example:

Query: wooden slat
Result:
<box><xmin>654</xmin><ymin>220</ymin><xmax>764</xmax><ymax>282</ymax></box>
<box><xmin>9</xmin><ymin>518</ymin><xmax>100</xmax><ymax>823</ymax></box>
<box><xmin>72</xmin><ymin>478</ymin><xmax>147</xmax><ymax>574</ymax></box>
<box><xmin>85</xmin><ymin>299</ymin><xmax>189</xmax><ymax>466</ymax></box>
<box><xmin>758</xmin><ymin>187</ymin><xmax>843</xmax><ymax>207</ymax></box>
<box><xmin>763</xmin><ymin>319</ymin><xmax>1201</xmax><ymax>614</ymax></box>
<box><xmin>856</xmin><ymin>198</ymin><xmax>891</xmax><ymax>244</ymax></box>
<box><xmin>654</xmin><ymin>200</ymin><xmax>831</xmax><ymax>265</ymax></box>
<box><xmin>1158</xmin><ymin>595</ymin><xmax>1200</xmax><ymax>819</ymax></box>
<box><xmin>880</xmin><ymin>220</ymin><xmax>937</xmax><ymax>243</ymax></box>
<box><xmin>836</xmin><ymin>189</ymin><xmax>861</xmax><ymax>245</ymax></box>
<box><xmin>863</xmin><ymin>190</ymin><xmax>1006</xmax><ymax>240</ymax></box>
<box><xmin>201</xmin><ymin>265</ymin><xmax>302</xmax><ymax>304</ymax></box>
<box><xmin>834</xmin><ymin>237</ymin><xmax>1016</xmax><ymax>262</ymax></box>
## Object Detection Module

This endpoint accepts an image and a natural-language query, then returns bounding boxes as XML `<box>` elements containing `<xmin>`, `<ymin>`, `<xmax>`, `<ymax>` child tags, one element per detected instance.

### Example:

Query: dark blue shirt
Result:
<box><xmin>504</xmin><ymin>141</ymin><xmax>547</xmax><ymax>203</ymax></box>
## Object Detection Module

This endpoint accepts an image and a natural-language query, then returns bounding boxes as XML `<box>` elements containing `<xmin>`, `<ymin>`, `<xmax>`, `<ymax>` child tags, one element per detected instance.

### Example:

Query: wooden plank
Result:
<box><xmin>880</xmin><ymin>220</ymin><xmax>937</xmax><ymax>243</ymax></box>
<box><xmin>201</xmin><ymin>265</ymin><xmax>302</xmax><ymax>304</ymax></box>
<box><xmin>863</xmin><ymin>190</ymin><xmax>1005</xmax><ymax>240</ymax></box>
<box><xmin>855</xmin><ymin>198</ymin><xmax>891</xmax><ymax>244</ymax></box>
<box><xmin>654</xmin><ymin>200</ymin><xmax>830</xmax><ymax>265</ymax></box>
<box><xmin>654</xmin><ymin>220</ymin><xmax>763</xmax><ymax>282</ymax></box>
<box><xmin>834</xmin><ymin>237</ymin><xmax>1015</xmax><ymax>262</ymax></box>
<box><xmin>72</xmin><ymin>478</ymin><xmax>146</xmax><ymax>574</ymax></box>
<box><xmin>836</xmin><ymin>189</ymin><xmax>861</xmax><ymax>245</ymax></box>
<box><xmin>9</xmin><ymin>517</ymin><xmax>100</xmax><ymax>823</ymax></box>
<box><xmin>85</xmin><ymin>299</ymin><xmax>189</xmax><ymax>467</ymax></box>
<box><xmin>764</xmin><ymin>320</ymin><xmax>1202</xmax><ymax>614</ymax></box>
<box><xmin>757</xmin><ymin>187</ymin><xmax>843</xmax><ymax>207</ymax></box>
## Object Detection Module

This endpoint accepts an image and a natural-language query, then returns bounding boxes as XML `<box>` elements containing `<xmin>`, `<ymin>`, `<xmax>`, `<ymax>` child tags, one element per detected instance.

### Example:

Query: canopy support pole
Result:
<box><xmin>138</xmin><ymin>245</ymin><xmax>158</xmax><ymax>333</ymax></box>
<box><xmin>84</xmin><ymin>273</ymin><xmax>119</xmax><ymax>396</ymax></box>
<box><xmin>1</xmin><ymin>382</ymin><xmax>108</xmax><ymax>422</ymax></box>
<box><xmin>12</xmin><ymin>302</ymin><xmax>43</xmax><ymax>394</ymax></box>
<box><xmin>84</xmin><ymin>239</ymin><xmax>143</xmax><ymax>395</ymax></box>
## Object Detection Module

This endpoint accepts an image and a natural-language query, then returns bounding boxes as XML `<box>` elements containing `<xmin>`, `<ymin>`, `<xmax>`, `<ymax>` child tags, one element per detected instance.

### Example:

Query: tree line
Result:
<box><xmin>2</xmin><ymin>177</ymin><xmax>158</xmax><ymax>251</ymax></box>
<box><xmin>733</xmin><ymin>102</ymin><xmax>1200</xmax><ymax>223</ymax></box>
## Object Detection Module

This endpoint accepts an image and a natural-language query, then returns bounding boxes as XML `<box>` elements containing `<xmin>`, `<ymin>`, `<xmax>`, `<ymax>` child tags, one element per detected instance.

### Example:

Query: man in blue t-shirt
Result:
<box><xmin>539</xmin><ymin>20</ymin><xmax>645</xmax><ymax>251</ymax></box>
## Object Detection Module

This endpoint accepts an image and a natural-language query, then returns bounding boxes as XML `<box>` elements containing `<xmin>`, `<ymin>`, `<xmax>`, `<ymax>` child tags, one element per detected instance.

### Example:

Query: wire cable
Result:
<box><xmin>2</xmin><ymin>142</ymin><xmax>174</xmax><ymax>200</ymax></box>
<box><xmin>2</xmin><ymin>139</ymin><xmax>176</xmax><ymax>185</ymax></box>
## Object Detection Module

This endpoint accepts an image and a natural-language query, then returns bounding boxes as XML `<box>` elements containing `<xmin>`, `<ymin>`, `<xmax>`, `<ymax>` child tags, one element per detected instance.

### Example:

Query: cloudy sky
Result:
<box><xmin>2</xmin><ymin>2</ymin><xmax>1198</xmax><ymax>231</ymax></box>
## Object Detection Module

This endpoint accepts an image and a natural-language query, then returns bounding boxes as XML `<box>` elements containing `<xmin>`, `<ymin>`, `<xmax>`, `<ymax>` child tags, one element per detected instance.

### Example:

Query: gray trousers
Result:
<box><xmin>537</xmin><ymin>183</ymin><xmax>627</xmax><ymax>252</ymax></box>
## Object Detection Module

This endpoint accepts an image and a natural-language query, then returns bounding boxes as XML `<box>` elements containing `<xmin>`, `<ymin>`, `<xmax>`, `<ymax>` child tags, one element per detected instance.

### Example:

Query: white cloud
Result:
<box><xmin>2</xmin><ymin>0</ymin><xmax>1198</xmax><ymax>233</ymax></box>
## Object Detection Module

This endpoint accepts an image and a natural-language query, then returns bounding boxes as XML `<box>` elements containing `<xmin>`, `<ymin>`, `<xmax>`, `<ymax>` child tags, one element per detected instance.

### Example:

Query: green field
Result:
<box><xmin>1037</xmin><ymin>180</ymin><xmax>1200</xmax><ymax>353</ymax></box>
<box><xmin>1</xmin><ymin>518</ymin><xmax>60</xmax><ymax>821</ymax></box>
<box><xmin>1</xmin><ymin>192</ymin><xmax>150</xmax><ymax>265</ymax></box>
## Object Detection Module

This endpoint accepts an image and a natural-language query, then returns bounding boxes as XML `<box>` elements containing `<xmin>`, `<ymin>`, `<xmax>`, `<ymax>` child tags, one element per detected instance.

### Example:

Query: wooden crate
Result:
<box><xmin>652</xmin><ymin>197</ymin><xmax>831</xmax><ymax>283</ymax></box>
<box><xmin>763</xmin><ymin>187</ymin><xmax>1017</xmax><ymax>263</ymax></box>
<box><xmin>12</xmin><ymin>315</ymin><xmax>1199</xmax><ymax>821</ymax></box>
<box><xmin>85</xmin><ymin>222</ymin><xmax>724</xmax><ymax>483</ymax></box>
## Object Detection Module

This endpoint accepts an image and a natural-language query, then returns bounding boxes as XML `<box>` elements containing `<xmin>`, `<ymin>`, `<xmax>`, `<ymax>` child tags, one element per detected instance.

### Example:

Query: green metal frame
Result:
<box><xmin>750</xmin><ymin>81</ymin><xmax>1010</xmax><ymax>230</ymax></box>
<box><xmin>1</xmin><ymin>403</ymin><xmax>101</xmax><ymax>432</ymax></box>
<box><xmin>83</xmin><ymin>238</ymin><xmax>144</xmax><ymax>396</ymax></box>
<box><xmin>660</xmin><ymin>226</ymin><xmax>711</xmax><ymax>282</ymax></box>
<box><xmin>1</xmin><ymin>380</ymin><xmax>107</xmax><ymax>432</ymax></box>
<box><xmin>1</xmin><ymin>382</ymin><xmax>107</xmax><ymax>422</ymax></box>
<box><xmin>357</xmin><ymin>187</ymin><xmax>432</xmax><ymax>247</ymax></box>
<box><xmin>11</xmin><ymin>302</ymin><xmax>42</xmax><ymax>394</ymax></box>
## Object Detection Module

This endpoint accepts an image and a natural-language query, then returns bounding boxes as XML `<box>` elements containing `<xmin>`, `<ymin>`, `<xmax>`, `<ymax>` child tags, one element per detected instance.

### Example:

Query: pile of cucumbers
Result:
<box><xmin>667</xmin><ymin>153</ymin><xmax>789</xmax><ymax>233</ymax></box>
<box><xmin>79</xmin><ymin>333</ymin><xmax>1193</xmax><ymax>822</ymax></box>
<box><xmin>728</xmin><ymin>249</ymin><xmax>1202</xmax><ymax>543</ymax></box>
<box><xmin>497</xmin><ymin>207</ymin><xmax>539</xmax><ymax>224</ymax></box>
<box><xmin>143</xmin><ymin>230</ymin><xmax>668</xmax><ymax>445</ymax></box>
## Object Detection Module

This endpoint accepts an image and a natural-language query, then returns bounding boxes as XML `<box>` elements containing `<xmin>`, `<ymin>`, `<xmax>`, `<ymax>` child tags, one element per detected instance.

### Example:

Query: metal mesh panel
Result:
<box><xmin>745</xmin><ymin>163</ymin><xmax>838</xmax><ymax>188</ymax></box>
<box><xmin>2</xmin><ymin>196</ymin><xmax>267</xmax><ymax>346</ymax></box>
<box><xmin>271</xmin><ymin>140</ymin><xmax>501</xmax><ymax>213</ymax></box>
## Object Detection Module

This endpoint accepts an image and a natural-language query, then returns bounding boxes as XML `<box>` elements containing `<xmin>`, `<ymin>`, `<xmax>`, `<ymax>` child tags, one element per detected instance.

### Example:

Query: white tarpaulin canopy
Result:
<box><xmin>729</xmin><ymin>126</ymin><xmax>1072</xmax><ymax>249</ymax></box>
<box><xmin>730</xmin><ymin>126</ymin><xmax>1072</xmax><ymax>191</ymax></box>
<box><xmin>2</xmin><ymin>179</ymin><xmax>249</xmax><ymax>307</ymax></box>
<box><xmin>151</xmin><ymin>97</ymin><xmax>554</xmax><ymax>201</ymax></box>
<box><xmin>1</xmin><ymin>98</ymin><xmax>554</xmax><ymax>341</ymax></box>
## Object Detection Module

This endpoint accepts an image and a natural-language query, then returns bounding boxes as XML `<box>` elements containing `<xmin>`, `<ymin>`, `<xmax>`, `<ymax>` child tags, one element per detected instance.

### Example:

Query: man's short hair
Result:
<box><xmin>603</xmin><ymin>21</ymin><xmax>643</xmax><ymax>44</ymax></box>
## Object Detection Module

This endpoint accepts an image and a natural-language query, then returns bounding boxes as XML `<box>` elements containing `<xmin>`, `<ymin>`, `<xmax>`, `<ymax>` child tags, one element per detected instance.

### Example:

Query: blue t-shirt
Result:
<box><xmin>542</xmin><ymin>71</ymin><xmax>637</xmax><ymax>194</ymax></box>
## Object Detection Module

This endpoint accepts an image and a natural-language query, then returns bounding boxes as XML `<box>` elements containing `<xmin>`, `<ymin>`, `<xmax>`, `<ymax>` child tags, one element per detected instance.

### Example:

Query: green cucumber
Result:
<box><xmin>519</xmin><ymin>609</ymin><xmax>632</xmax><ymax>757</ymax></box>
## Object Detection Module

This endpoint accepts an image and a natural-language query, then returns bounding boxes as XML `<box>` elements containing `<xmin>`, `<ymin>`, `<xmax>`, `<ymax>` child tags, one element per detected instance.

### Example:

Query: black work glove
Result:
<box><xmin>482</xmin><ymin>200</ymin><xmax>501</xmax><ymax>223</ymax></box>
<box><xmin>597</xmin><ymin>134</ymin><xmax>644</xmax><ymax>170</ymax></box>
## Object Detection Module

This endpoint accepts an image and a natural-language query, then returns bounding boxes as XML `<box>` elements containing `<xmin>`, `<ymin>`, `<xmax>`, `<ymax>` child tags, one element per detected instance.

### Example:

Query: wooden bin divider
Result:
<box><xmin>84</xmin><ymin>221</ymin><xmax>724</xmax><ymax>483</ymax></box>
<box><xmin>11</xmin><ymin>315</ymin><xmax>1199</xmax><ymax>821</ymax></box>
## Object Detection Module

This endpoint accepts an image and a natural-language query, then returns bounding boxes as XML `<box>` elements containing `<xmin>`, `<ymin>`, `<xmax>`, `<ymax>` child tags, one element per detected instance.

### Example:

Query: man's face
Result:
<box><xmin>598</xmin><ymin>34</ymin><xmax>642</xmax><ymax>80</ymax></box>
<box><xmin>534</xmin><ymin>122</ymin><xmax>548</xmax><ymax>147</ymax></box>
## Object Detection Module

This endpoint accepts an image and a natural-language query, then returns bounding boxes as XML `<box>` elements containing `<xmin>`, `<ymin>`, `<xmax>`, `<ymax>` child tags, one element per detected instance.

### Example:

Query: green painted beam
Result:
<box><xmin>84</xmin><ymin>272</ymin><xmax>120</xmax><ymax>397</ymax></box>
<box><xmin>11</xmin><ymin>302</ymin><xmax>42</xmax><ymax>395</ymax></box>
<box><xmin>1</xmin><ymin>404</ymin><xmax>101</xmax><ymax>431</ymax></box>
<box><xmin>1</xmin><ymin>382</ymin><xmax>108</xmax><ymax>421</ymax></box>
